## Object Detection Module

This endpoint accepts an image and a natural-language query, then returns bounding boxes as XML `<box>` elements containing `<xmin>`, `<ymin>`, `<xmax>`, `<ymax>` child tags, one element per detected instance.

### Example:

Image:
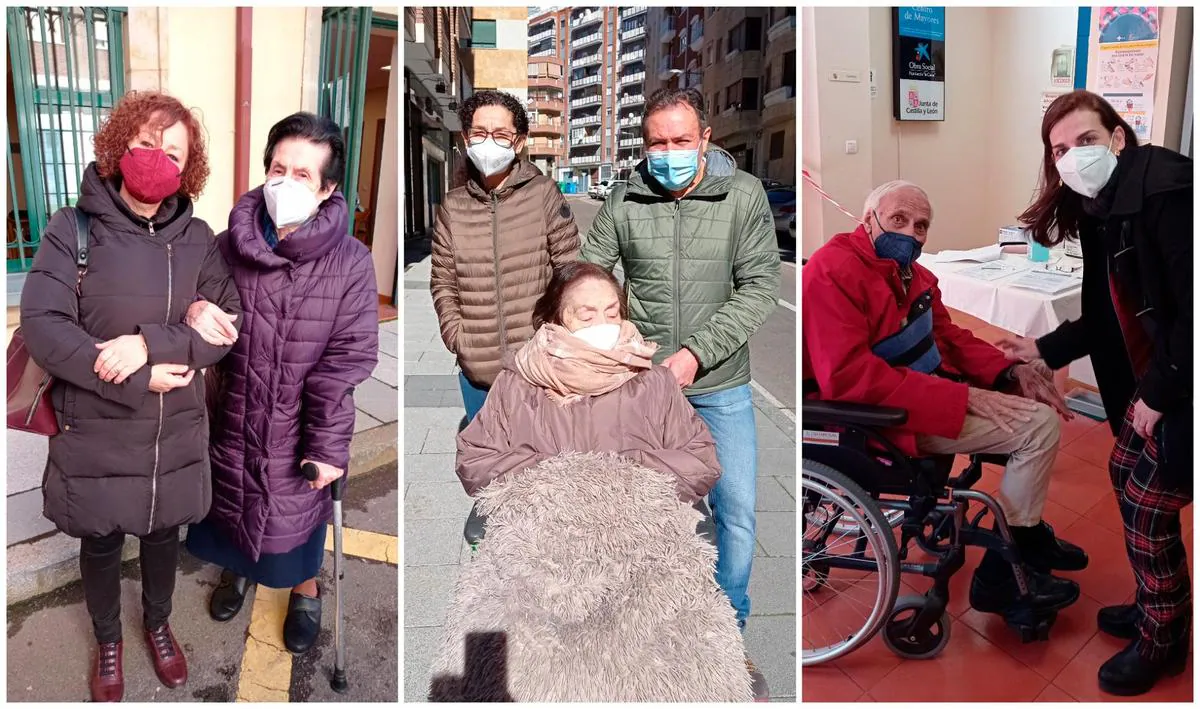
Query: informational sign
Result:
<box><xmin>1094</xmin><ymin>7</ymin><xmax>1160</xmax><ymax>142</ymax></box>
<box><xmin>1050</xmin><ymin>47</ymin><xmax>1074</xmax><ymax>87</ymax></box>
<box><xmin>893</xmin><ymin>7</ymin><xmax>946</xmax><ymax>121</ymax></box>
<box><xmin>1042</xmin><ymin>89</ymin><xmax>1070</xmax><ymax>114</ymax></box>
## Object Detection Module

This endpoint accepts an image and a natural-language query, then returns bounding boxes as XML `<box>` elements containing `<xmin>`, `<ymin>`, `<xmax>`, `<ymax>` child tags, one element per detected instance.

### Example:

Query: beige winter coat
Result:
<box><xmin>430</xmin><ymin>160</ymin><xmax>579</xmax><ymax>387</ymax></box>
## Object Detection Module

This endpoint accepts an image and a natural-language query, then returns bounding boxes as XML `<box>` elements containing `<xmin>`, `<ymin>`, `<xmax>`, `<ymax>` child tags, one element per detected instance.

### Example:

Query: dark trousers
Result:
<box><xmin>1109</xmin><ymin>400</ymin><xmax>1193</xmax><ymax>661</ymax></box>
<box><xmin>79</xmin><ymin>526</ymin><xmax>180</xmax><ymax>644</ymax></box>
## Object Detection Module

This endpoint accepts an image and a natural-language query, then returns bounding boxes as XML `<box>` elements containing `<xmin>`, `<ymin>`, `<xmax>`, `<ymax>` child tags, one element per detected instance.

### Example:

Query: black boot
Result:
<box><xmin>1008</xmin><ymin>521</ymin><xmax>1089</xmax><ymax>573</ymax></box>
<box><xmin>969</xmin><ymin>548</ymin><xmax>1080</xmax><ymax>615</ymax></box>
<box><xmin>1098</xmin><ymin>603</ymin><xmax>1140</xmax><ymax>640</ymax></box>
<box><xmin>283</xmin><ymin>586</ymin><xmax>322</xmax><ymax>654</ymax></box>
<box><xmin>209</xmin><ymin>570</ymin><xmax>252</xmax><ymax>622</ymax></box>
<box><xmin>1098</xmin><ymin>639</ymin><xmax>1188</xmax><ymax>696</ymax></box>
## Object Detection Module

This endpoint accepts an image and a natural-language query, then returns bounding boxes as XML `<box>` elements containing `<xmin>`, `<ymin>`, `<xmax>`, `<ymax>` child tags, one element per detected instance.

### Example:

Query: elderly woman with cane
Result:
<box><xmin>182</xmin><ymin>112</ymin><xmax>379</xmax><ymax>655</ymax></box>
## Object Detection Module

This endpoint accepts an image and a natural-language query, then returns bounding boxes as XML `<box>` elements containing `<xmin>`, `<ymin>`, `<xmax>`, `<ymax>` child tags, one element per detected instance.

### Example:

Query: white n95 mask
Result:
<box><xmin>1056</xmin><ymin>136</ymin><xmax>1118</xmax><ymax>199</ymax></box>
<box><xmin>572</xmin><ymin>323</ymin><xmax>622</xmax><ymax>350</ymax></box>
<box><xmin>263</xmin><ymin>177</ymin><xmax>320</xmax><ymax>228</ymax></box>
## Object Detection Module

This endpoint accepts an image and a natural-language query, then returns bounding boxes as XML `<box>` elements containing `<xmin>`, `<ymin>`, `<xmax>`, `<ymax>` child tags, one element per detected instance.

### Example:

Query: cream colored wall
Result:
<box><xmin>804</xmin><ymin>7</ymin><xmax>1094</xmax><ymax>258</ymax></box>
<box><xmin>249</xmin><ymin>7</ymin><xmax>310</xmax><ymax>190</ymax></box>
<box><xmin>800</xmin><ymin>8</ymin><xmax>824</xmax><ymax>258</ymax></box>
<box><xmin>357</xmin><ymin>87</ymin><xmax>389</xmax><ymax>209</ymax></box>
<box><xmin>372</xmin><ymin>39</ymin><xmax>399</xmax><ymax>300</ymax></box>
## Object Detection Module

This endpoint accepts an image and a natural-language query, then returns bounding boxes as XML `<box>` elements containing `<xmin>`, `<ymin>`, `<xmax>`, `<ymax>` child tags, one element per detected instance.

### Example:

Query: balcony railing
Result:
<box><xmin>621</xmin><ymin>25</ymin><xmax>646</xmax><ymax>42</ymax></box>
<box><xmin>575</xmin><ymin>51</ymin><xmax>602</xmax><ymax>66</ymax></box>
<box><xmin>767</xmin><ymin>14</ymin><xmax>796</xmax><ymax>44</ymax></box>
<box><xmin>619</xmin><ymin>70</ymin><xmax>646</xmax><ymax>86</ymax></box>
<box><xmin>572</xmin><ymin>133</ymin><xmax>601</xmax><ymax>145</ymax></box>
<box><xmin>620</xmin><ymin>7</ymin><xmax>647</xmax><ymax>19</ymax></box>
<box><xmin>689</xmin><ymin>20</ymin><xmax>704</xmax><ymax>50</ymax></box>
<box><xmin>529</xmin><ymin>28</ymin><xmax>555</xmax><ymax>44</ymax></box>
<box><xmin>618</xmin><ymin>94</ymin><xmax>645</xmax><ymax>106</ymax></box>
<box><xmin>528</xmin><ymin>140</ymin><xmax>563</xmax><ymax>156</ymax></box>
<box><xmin>570</xmin><ymin>95</ymin><xmax>602</xmax><ymax>108</ymax></box>
<box><xmin>658</xmin><ymin>21</ymin><xmax>674</xmax><ymax>44</ymax></box>
<box><xmin>763</xmin><ymin>85</ymin><xmax>795</xmax><ymax>108</ymax></box>
<box><xmin>530</xmin><ymin>47</ymin><xmax>556</xmax><ymax>57</ymax></box>
<box><xmin>571</xmin><ymin>10</ymin><xmax>602</xmax><ymax>29</ymax></box>
<box><xmin>618</xmin><ymin>49</ymin><xmax>645</xmax><ymax>63</ymax></box>
<box><xmin>529</xmin><ymin>98</ymin><xmax>565</xmax><ymax>113</ymax></box>
<box><xmin>619</xmin><ymin>137</ymin><xmax>642</xmax><ymax>148</ymax></box>
<box><xmin>573</xmin><ymin>31</ymin><xmax>602</xmax><ymax>48</ymax></box>
<box><xmin>571</xmin><ymin>154</ymin><xmax>601</xmax><ymax>165</ymax></box>
<box><xmin>573</xmin><ymin>114</ymin><xmax>601</xmax><ymax>126</ymax></box>
<box><xmin>528</xmin><ymin>74</ymin><xmax>564</xmax><ymax>89</ymax></box>
<box><xmin>618</xmin><ymin>116</ymin><xmax>639</xmax><ymax>128</ymax></box>
<box><xmin>530</xmin><ymin>119</ymin><xmax>564</xmax><ymax>132</ymax></box>
<box><xmin>571</xmin><ymin>74</ymin><xmax>601</xmax><ymax>87</ymax></box>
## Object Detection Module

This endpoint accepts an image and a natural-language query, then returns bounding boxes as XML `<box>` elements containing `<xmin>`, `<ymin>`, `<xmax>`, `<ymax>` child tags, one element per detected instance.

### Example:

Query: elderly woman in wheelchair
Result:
<box><xmin>801</xmin><ymin>180</ymin><xmax>1088</xmax><ymax>665</ymax></box>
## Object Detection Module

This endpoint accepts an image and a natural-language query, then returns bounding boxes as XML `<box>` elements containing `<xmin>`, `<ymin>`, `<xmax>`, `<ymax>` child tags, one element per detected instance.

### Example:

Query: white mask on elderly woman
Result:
<box><xmin>571</xmin><ymin>323</ymin><xmax>622</xmax><ymax>350</ymax></box>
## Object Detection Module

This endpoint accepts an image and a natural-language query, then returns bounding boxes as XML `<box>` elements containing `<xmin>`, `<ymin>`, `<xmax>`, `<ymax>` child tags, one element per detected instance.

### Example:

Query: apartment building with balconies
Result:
<box><xmin>527</xmin><ymin>8</ymin><xmax>569</xmax><ymax>176</ymax></box>
<box><xmin>761</xmin><ymin>6</ymin><xmax>797</xmax><ymax>184</ymax></box>
<box><xmin>644</xmin><ymin>7</ymin><xmax>705</xmax><ymax>98</ymax></box>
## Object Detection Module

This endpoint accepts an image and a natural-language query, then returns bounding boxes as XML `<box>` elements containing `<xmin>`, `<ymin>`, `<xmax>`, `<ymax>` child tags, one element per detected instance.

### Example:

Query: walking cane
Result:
<box><xmin>302</xmin><ymin>462</ymin><xmax>350</xmax><ymax>693</ymax></box>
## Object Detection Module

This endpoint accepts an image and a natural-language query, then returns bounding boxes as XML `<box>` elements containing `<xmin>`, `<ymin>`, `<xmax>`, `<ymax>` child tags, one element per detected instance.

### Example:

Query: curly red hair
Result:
<box><xmin>93</xmin><ymin>91</ymin><xmax>210</xmax><ymax>199</ymax></box>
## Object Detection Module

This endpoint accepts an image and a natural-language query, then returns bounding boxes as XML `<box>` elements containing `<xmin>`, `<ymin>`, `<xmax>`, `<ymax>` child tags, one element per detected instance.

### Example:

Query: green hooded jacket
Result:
<box><xmin>581</xmin><ymin>147</ymin><xmax>781</xmax><ymax>395</ymax></box>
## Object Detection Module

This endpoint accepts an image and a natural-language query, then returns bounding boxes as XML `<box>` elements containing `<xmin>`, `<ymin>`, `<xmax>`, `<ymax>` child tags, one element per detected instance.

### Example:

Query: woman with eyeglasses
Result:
<box><xmin>998</xmin><ymin>89</ymin><xmax>1192</xmax><ymax>697</ymax></box>
<box><xmin>430</xmin><ymin>89</ymin><xmax>580</xmax><ymax>423</ymax></box>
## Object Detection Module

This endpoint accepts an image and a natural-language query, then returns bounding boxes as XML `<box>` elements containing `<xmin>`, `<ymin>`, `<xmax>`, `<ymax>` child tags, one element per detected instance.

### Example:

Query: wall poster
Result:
<box><xmin>893</xmin><ymin>7</ymin><xmax>946</xmax><ymax>121</ymax></box>
<box><xmin>1094</xmin><ymin>6</ymin><xmax>1160</xmax><ymax>142</ymax></box>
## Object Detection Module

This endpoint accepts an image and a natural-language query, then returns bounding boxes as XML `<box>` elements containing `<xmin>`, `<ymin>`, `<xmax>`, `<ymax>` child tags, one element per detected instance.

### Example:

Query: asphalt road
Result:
<box><xmin>568</xmin><ymin>196</ymin><xmax>797</xmax><ymax>411</ymax></box>
<box><xmin>7</xmin><ymin>463</ymin><xmax>399</xmax><ymax>703</ymax></box>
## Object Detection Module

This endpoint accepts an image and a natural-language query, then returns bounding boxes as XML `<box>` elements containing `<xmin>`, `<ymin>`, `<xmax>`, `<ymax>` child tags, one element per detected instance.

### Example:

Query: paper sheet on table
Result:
<box><xmin>957</xmin><ymin>260</ymin><xmax>1028</xmax><ymax>281</ymax></box>
<box><xmin>930</xmin><ymin>244</ymin><xmax>1003</xmax><ymax>263</ymax></box>
<box><xmin>1008</xmin><ymin>270</ymin><xmax>1081</xmax><ymax>295</ymax></box>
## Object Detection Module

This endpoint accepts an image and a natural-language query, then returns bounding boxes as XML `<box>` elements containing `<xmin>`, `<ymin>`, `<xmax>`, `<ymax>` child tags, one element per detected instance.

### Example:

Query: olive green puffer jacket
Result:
<box><xmin>580</xmin><ymin>147</ymin><xmax>781</xmax><ymax>395</ymax></box>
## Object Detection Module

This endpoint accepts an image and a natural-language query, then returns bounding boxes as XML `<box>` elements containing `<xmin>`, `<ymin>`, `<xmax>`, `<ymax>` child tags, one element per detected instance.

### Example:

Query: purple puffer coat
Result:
<box><xmin>207</xmin><ymin>188</ymin><xmax>379</xmax><ymax>561</ymax></box>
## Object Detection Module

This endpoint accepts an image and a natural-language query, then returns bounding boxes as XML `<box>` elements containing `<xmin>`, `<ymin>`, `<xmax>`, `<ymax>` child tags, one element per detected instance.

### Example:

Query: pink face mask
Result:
<box><xmin>120</xmin><ymin>147</ymin><xmax>182</xmax><ymax>204</ymax></box>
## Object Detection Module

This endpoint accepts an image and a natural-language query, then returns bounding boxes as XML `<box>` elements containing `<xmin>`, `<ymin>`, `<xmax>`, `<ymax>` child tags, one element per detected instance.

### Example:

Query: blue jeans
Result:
<box><xmin>458</xmin><ymin>371</ymin><xmax>489</xmax><ymax>425</ymax></box>
<box><xmin>688</xmin><ymin>383</ymin><xmax>757</xmax><ymax>626</ymax></box>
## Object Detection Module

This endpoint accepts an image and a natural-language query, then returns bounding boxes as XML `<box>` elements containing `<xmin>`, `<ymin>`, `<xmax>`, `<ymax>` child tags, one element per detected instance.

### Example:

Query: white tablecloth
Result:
<box><xmin>918</xmin><ymin>252</ymin><xmax>1097</xmax><ymax>387</ymax></box>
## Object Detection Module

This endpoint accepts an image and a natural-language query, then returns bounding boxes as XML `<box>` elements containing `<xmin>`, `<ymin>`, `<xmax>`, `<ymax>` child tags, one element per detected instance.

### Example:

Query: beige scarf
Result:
<box><xmin>514</xmin><ymin>321</ymin><xmax>658</xmax><ymax>405</ymax></box>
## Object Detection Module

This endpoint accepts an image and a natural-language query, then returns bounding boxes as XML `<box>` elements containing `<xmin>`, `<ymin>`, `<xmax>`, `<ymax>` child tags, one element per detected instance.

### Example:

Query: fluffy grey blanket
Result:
<box><xmin>428</xmin><ymin>452</ymin><xmax>751</xmax><ymax>702</ymax></box>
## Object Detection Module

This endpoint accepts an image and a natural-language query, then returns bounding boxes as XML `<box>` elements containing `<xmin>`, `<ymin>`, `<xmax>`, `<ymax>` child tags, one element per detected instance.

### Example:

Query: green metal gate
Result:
<box><xmin>7</xmin><ymin>7</ymin><xmax>125</xmax><ymax>273</ymax></box>
<box><xmin>318</xmin><ymin>7</ymin><xmax>372</xmax><ymax>237</ymax></box>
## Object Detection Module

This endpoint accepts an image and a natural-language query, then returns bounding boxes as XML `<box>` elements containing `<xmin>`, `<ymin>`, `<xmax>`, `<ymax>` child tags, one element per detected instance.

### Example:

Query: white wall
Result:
<box><xmin>497</xmin><ymin>19</ymin><xmax>529</xmax><ymax>51</ymax></box>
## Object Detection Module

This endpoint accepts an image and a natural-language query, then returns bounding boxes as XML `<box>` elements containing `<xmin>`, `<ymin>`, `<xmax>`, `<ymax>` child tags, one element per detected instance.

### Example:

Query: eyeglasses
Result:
<box><xmin>466</xmin><ymin>129</ymin><xmax>516</xmax><ymax>149</ymax></box>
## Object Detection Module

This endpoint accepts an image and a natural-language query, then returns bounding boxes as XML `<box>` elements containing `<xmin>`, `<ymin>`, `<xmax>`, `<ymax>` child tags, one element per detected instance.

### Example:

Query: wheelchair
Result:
<box><xmin>801</xmin><ymin>397</ymin><xmax>1058</xmax><ymax>666</ymax></box>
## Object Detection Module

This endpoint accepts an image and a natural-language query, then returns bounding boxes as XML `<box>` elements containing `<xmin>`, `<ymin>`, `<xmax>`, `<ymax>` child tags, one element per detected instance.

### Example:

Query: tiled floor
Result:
<box><xmin>803</xmin><ymin>310</ymin><xmax>1194</xmax><ymax>702</ymax></box>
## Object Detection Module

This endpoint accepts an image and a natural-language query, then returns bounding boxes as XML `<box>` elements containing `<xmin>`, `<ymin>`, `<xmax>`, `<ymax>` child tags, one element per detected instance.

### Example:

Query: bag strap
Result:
<box><xmin>73</xmin><ymin>207</ymin><xmax>89</xmax><ymax>295</ymax></box>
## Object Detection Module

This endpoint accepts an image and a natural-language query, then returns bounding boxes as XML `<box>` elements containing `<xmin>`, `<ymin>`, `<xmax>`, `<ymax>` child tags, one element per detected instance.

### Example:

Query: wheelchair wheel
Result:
<box><xmin>881</xmin><ymin>595</ymin><xmax>952</xmax><ymax>660</ymax></box>
<box><xmin>802</xmin><ymin>460</ymin><xmax>900</xmax><ymax>666</ymax></box>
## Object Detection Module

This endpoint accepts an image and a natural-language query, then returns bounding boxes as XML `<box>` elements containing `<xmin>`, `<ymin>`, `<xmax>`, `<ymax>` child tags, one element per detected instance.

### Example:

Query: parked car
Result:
<box><xmin>766</xmin><ymin>187</ymin><xmax>796</xmax><ymax>232</ymax></box>
<box><xmin>589</xmin><ymin>179</ymin><xmax>625</xmax><ymax>200</ymax></box>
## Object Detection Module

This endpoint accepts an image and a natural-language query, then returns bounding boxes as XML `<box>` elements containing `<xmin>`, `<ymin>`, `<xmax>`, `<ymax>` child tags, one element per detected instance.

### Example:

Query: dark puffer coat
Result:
<box><xmin>207</xmin><ymin>188</ymin><xmax>379</xmax><ymax>561</ymax></box>
<box><xmin>21</xmin><ymin>163</ymin><xmax>241</xmax><ymax>538</ymax></box>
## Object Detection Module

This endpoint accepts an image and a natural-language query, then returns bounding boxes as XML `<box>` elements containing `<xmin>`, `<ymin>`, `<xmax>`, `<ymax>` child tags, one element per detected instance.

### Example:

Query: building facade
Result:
<box><xmin>760</xmin><ymin>7</ymin><xmax>797</xmax><ymax>185</ymax></box>
<box><xmin>469</xmin><ymin>7</ymin><xmax>529</xmax><ymax>103</ymax></box>
<box><xmin>526</xmin><ymin>6</ymin><xmax>646</xmax><ymax>190</ymax></box>
<box><xmin>7</xmin><ymin>6</ymin><xmax>401</xmax><ymax>305</ymax></box>
<box><xmin>644</xmin><ymin>6</ymin><xmax>705</xmax><ymax>98</ymax></box>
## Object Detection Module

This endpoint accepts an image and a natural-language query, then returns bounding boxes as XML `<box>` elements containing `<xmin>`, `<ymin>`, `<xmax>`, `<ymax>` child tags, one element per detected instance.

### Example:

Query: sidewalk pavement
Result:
<box><xmin>401</xmin><ymin>256</ymin><xmax>797</xmax><ymax>701</ymax></box>
<box><xmin>5</xmin><ymin>319</ymin><xmax>400</xmax><ymax>605</ymax></box>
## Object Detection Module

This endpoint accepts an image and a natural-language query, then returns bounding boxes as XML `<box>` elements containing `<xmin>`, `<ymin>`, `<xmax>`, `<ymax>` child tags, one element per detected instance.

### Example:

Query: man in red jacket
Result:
<box><xmin>803</xmin><ymin>180</ymin><xmax>1088</xmax><ymax>620</ymax></box>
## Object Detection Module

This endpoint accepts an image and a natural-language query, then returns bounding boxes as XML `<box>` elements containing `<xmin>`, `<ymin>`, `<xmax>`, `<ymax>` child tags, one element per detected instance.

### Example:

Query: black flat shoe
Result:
<box><xmin>209</xmin><ymin>570</ymin><xmax>251</xmax><ymax>622</ymax></box>
<box><xmin>1097</xmin><ymin>603</ymin><xmax>1140</xmax><ymax>640</ymax></box>
<box><xmin>283</xmin><ymin>587</ymin><xmax>322</xmax><ymax>654</ymax></box>
<box><xmin>1098</xmin><ymin>639</ymin><xmax>1188</xmax><ymax>696</ymax></box>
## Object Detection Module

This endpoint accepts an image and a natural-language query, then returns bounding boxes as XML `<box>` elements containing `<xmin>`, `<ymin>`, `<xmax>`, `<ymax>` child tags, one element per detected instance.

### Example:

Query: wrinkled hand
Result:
<box><xmin>303</xmin><ymin>459</ymin><xmax>345</xmax><ymax>491</ymax></box>
<box><xmin>995</xmin><ymin>334</ymin><xmax>1040</xmax><ymax>362</ymax></box>
<box><xmin>663</xmin><ymin>348</ymin><xmax>700</xmax><ymax>388</ymax></box>
<box><xmin>967</xmin><ymin>387</ymin><xmax>1041</xmax><ymax>434</ymax></box>
<box><xmin>148</xmin><ymin>363</ymin><xmax>194</xmax><ymax>393</ymax></box>
<box><xmin>1131</xmin><ymin>399</ymin><xmax>1163</xmax><ymax>440</ymax></box>
<box><xmin>1012</xmin><ymin>362</ymin><xmax>1073</xmax><ymax>420</ymax></box>
<box><xmin>186</xmin><ymin>300</ymin><xmax>238</xmax><ymax>347</ymax></box>
<box><xmin>94</xmin><ymin>334</ymin><xmax>149</xmax><ymax>384</ymax></box>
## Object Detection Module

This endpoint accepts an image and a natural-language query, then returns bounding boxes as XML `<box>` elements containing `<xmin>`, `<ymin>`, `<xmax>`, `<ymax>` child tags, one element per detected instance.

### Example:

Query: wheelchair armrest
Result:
<box><xmin>802</xmin><ymin>399</ymin><xmax>909</xmax><ymax>428</ymax></box>
<box><xmin>464</xmin><ymin>502</ymin><xmax>487</xmax><ymax>544</ymax></box>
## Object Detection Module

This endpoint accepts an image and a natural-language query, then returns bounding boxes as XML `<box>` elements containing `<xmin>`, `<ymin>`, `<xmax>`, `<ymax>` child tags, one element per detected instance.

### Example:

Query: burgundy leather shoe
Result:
<box><xmin>90</xmin><ymin>640</ymin><xmax>124</xmax><ymax>702</ymax></box>
<box><xmin>145</xmin><ymin>624</ymin><xmax>188</xmax><ymax>688</ymax></box>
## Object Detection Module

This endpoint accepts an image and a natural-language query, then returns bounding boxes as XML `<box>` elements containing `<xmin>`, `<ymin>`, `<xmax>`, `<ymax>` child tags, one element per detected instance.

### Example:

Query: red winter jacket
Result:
<box><xmin>802</xmin><ymin>227</ymin><xmax>1013</xmax><ymax>456</ymax></box>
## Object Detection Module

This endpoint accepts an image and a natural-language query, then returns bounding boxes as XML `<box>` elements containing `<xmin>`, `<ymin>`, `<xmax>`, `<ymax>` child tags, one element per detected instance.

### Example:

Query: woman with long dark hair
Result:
<box><xmin>999</xmin><ymin>89</ymin><xmax>1192</xmax><ymax>697</ymax></box>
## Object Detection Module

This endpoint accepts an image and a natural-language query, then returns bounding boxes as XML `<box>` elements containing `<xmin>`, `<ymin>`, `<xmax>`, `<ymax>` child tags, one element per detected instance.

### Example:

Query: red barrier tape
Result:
<box><xmin>801</xmin><ymin>168</ymin><xmax>864</xmax><ymax>226</ymax></box>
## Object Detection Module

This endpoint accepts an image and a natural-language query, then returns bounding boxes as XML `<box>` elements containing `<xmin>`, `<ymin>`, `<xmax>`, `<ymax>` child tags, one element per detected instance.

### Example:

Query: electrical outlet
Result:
<box><xmin>845</xmin><ymin>140</ymin><xmax>858</xmax><ymax>155</ymax></box>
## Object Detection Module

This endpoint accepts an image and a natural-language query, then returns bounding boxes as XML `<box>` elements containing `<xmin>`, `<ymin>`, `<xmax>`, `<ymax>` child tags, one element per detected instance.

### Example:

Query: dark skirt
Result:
<box><xmin>185</xmin><ymin>518</ymin><xmax>326</xmax><ymax>589</ymax></box>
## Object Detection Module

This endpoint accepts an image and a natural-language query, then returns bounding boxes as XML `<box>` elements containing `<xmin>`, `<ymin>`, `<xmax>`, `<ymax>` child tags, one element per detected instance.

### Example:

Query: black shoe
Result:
<box><xmin>1098</xmin><ymin>603</ymin><xmax>1140</xmax><ymax>640</ymax></box>
<box><xmin>1009</xmin><ymin>521</ymin><xmax>1089</xmax><ymax>573</ymax></box>
<box><xmin>1098</xmin><ymin>639</ymin><xmax>1188</xmax><ymax>696</ymax></box>
<box><xmin>969</xmin><ymin>549</ymin><xmax>1080</xmax><ymax>615</ymax></box>
<box><xmin>209</xmin><ymin>570</ymin><xmax>251</xmax><ymax>622</ymax></box>
<box><xmin>283</xmin><ymin>587</ymin><xmax>322</xmax><ymax>654</ymax></box>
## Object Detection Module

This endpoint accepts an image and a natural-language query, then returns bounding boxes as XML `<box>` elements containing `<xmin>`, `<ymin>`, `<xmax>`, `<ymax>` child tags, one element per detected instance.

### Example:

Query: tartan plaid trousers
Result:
<box><xmin>1108</xmin><ymin>398</ymin><xmax>1193</xmax><ymax>661</ymax></box>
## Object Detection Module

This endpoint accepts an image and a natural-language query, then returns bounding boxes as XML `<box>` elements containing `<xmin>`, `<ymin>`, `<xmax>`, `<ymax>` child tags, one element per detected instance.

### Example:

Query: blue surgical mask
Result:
<box><xmin>871</xmin><ymin>211</ymin><xmax>923</xmax><ymax>267</ymax></box>
<box><xmin>647</xmin><ymin>149</ymin><xmax>700</xmax><ymax>191</ymax></box>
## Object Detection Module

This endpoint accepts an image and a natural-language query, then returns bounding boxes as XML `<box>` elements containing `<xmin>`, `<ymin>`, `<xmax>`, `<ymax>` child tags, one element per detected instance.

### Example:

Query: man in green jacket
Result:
<box><xmin>581</xmin><ymin>87</ymin><xmax>781</xmax><ymax>696</ymax></box>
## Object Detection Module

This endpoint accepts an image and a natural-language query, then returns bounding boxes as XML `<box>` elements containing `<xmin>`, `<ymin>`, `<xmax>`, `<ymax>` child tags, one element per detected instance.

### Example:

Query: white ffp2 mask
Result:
<box><xmin>263</xmin><ymin>177</ymin><xmax>320</xmax><ymax>228</ymax></box>
<box><xmin>571</xmin><ymin>323</ymin><xmax>622</xmax><ymax>350</ymax></box>
<box><xmin>467</xmin><ymin>138</ymin><xmax>517</xmax><ymax>178</ymax></box>
<box><xmin>1056</xmin><ymin>135</ymin><xmax>1119</xmax><ymax>199</ymax></box>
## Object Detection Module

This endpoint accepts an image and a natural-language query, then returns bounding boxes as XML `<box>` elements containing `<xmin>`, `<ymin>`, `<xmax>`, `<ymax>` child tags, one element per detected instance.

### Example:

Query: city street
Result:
<box><xmin>402</xmin><ymin>194</ymin><xmax>796</xmax><ymax>701</ymax></box>
<box><xmin>7</xmin><ymin>463</ymin><xmax>399</xmax><ymax>703</ymax></box>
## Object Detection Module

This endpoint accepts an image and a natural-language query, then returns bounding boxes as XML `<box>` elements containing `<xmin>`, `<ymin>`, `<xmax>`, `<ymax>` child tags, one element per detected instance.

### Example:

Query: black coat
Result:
<box><xmin>1036</xmin><ymin>144</ymin><xmax>1191</xmax><ymax>480</ymax></box>
<box><xmin>20</xmin><ymin>164</ymin><xmax>242</xmax><ymax>538</ymax></box>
